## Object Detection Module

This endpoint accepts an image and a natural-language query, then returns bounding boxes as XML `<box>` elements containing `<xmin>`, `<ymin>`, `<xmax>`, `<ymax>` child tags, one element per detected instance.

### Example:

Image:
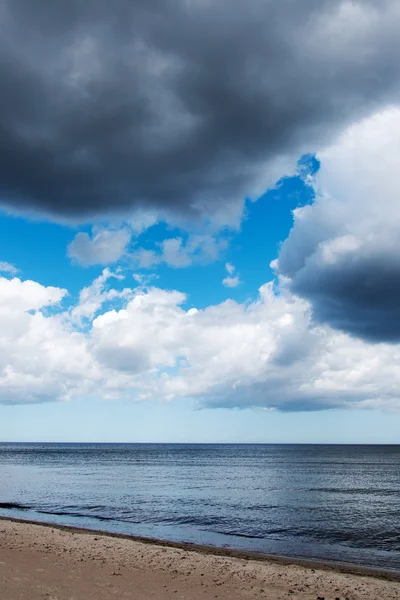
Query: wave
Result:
<box><xmin>308</xmin><ymin>488</ymin><xmax>400</xmax><ymax>496</ymax></box>
<box><xmin>0</xmin><ymin>502</ymin><xmax>116</xmax><ymax>521</ymax></box>
<box><xmin>0</xmin><ymin>502</ymin><xmax>29</xmax><ymax>510</ymax></box>
<box><xmin>213</xmin><ymin>530</ymin><xmax>266</xmax><ymax>540</ymax></box>
<box><xmin>36</xmin><ymin>509</ymin><xmax>116</xmax><ymax>521</ymax></box>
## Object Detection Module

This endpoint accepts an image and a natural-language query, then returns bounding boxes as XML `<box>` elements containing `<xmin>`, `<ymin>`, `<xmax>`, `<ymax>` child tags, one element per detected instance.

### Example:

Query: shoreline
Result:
<box><xmin>1</xmin><ymin>515</ymin><xmax>399</xmax><ymax>582</ymax></box>
<box><xmin>1</xmin><ymin>517</ymin><xmax>400</xmax><ymax>600</ymax></box>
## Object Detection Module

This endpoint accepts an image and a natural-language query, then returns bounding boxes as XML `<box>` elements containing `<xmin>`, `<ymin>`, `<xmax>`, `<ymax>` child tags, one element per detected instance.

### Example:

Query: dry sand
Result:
<box><xmin>0</xmin><ymin>518</ymin><xmax>399</xmax><ymax>600</ymax></box>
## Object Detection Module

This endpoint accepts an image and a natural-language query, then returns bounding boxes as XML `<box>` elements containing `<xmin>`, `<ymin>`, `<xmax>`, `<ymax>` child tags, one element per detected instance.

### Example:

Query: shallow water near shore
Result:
<box><xmin>0</xmin><ymin>443</ymin><xmax>399</xmax><ymax>571</ymax></box>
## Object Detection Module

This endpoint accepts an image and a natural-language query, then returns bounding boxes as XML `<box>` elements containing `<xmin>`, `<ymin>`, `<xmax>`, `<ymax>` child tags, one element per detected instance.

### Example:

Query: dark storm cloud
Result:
<box><xmin>0</xmin><ymin>0</ymin><xmax>400</xmax><ymax>222</ymax></box>
<box><xmin>284</xmin><ymin>245</ymin><xmax>400</xmax><ymax>342</ymax></box>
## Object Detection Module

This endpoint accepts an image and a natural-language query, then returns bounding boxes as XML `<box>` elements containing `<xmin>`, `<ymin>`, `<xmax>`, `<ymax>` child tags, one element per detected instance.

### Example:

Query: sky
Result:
<box><xmin>1</xmin><ymin>0</ymin><xmax>400</xmax><ymax>443</ymax></box>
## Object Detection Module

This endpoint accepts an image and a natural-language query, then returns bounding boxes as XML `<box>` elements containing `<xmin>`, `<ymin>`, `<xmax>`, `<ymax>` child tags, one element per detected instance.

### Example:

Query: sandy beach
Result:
<box><xmin>0</xmin><ymin>518</ymin><xmax>399</xmax><ymax>600</ymax></box>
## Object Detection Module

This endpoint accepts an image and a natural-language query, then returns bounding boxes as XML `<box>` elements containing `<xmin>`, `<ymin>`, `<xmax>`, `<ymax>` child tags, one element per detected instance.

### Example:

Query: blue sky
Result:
<box><xmin>1</xmin><ymin>1</ymin><xmax>400</xmax><ymax>443</ymax></box>
<box><xmin>2</xmin><ymin>399</ymin><xmax>400</xmax><ymax>444</ymax></box>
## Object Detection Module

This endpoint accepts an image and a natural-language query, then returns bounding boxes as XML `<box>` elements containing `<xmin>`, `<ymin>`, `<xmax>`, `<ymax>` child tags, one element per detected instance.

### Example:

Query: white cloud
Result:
<box><xmin>132</xmin><ymin>272</ymin><xmax>159</xmax><ymax>287</ymax></box>
<box><xmin>67</xmin><ymin>227</ymin><xmax>228</xmax><ymax>271</ymax></box>
<box><xmin>2</xmin><ymin>269</ymin><xmax>400</xmax><ymax>411</ymax></box>
<box><xmin>70</xmin><ymin>268</ymin><xmax>133</xmax><ymax>324</ymax></box>
<box><xmin>81</xmin><ymin>281</ymin><xmax>400</xmax><ymax>410</ymax></box>
<box><xmin>134</xmin><ymin>249</ymin><xmax>160</xmax><ymax>269</ymax></box>
<box><xmin>132</xmin><ymin>234</ymin><xmax>228</xmax><ymax>269</ymax></box>
<box><xmin>222</xmin><ymin>262</ymin><xmax>240</xmax><ymax>287</ymax></box>
<box><xmin>222</xmin><ymin>276</ymin><xmax>240</xmax><ymax>288</ymax></box>
<box><xmin>0</xmin><ymin>277</ymin><xmax>66</xmax><ymax>314</ymax></box>
<box><xmin>128</xmin><ymin>211</ymin><xmax>158</xmax><ymax>235</ymax></box>
<box><xmin>159</xmin><ymin>238</ymin><xmax>192</xmax><ymax>268</ymax></box>
<box><xmin>225</xmin><ymin>262</ymin><xmax>235</xmax><ymax>275</ymax></box>
<box><xmin>0</xmin><ymin>261</ymin><xmax>17</xmax><ymax>276</ymax></box>
<box><xmin>91</xmin><ymin>288</ymin><xmax>187</xmax><ymax>374</ymax></box>
<box><xmin>0</xmin><ymin>277</ymin><xmax>94</xmax><ymax>404</ymax></box>
<box><xmin>68</xmin><ymin>228</ymin><xmax>131</xmax><ymax>266</ymax></box>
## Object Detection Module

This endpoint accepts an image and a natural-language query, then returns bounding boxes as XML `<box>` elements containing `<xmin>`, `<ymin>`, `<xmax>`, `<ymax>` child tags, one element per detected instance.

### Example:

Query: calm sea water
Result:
<box><xmin>0</xmin><ymin>443</ymin><xmax>399</xmax><ymax>571</ymax></box>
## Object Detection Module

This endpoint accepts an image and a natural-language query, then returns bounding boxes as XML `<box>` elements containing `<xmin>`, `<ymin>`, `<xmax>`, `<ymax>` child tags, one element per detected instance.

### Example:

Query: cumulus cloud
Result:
<box><xmin>0</xmin><ymin>277</ymin><xmax>66</xmax><ymax>313</ymax></box>
<box><xmin>277</xmin><ymin>106</ymin><xmax>400</xmax><ymax>342</ymax></box>
<box><xmin>0</xmin><ymin>272</ymin><xmax>140</xmax><ymax>404</ymax></box>
<box><xmin>0</xmin><ymin>1</ymin><xmax>400</xmax><ymax>227</ymax></box>
<box><xmin>2</xmin><ymin>269</ymin><xmax>400</xmax><ymax>410</ymax></box>
<box><xmin>0</xmin><ymin>277</ymin><xmax>89</xmax><ymax>404</ymax></box>
<box><xmin>222</xmin><ymin>262</ymin><xmax>240</xmax><ymax>288</ymax></box>
<box><xmin>68</xmin><ymin>228</ymin><xmax>131</xmax><ymax>266</ymax></box>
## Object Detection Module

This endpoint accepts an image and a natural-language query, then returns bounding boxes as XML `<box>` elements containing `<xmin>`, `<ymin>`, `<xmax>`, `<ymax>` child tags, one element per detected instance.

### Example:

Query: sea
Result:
<box><xmin>0</xmin><ymin>443</ymin><xmax>399</xmax><ymax>571</ymax></box>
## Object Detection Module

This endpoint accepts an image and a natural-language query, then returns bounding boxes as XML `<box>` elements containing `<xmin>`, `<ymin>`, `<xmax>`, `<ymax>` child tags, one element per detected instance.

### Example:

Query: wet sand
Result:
<box><xmin>0</xmin><ymin>518</ymin><xmax>399</xmax><ymax>599</ymax></box>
